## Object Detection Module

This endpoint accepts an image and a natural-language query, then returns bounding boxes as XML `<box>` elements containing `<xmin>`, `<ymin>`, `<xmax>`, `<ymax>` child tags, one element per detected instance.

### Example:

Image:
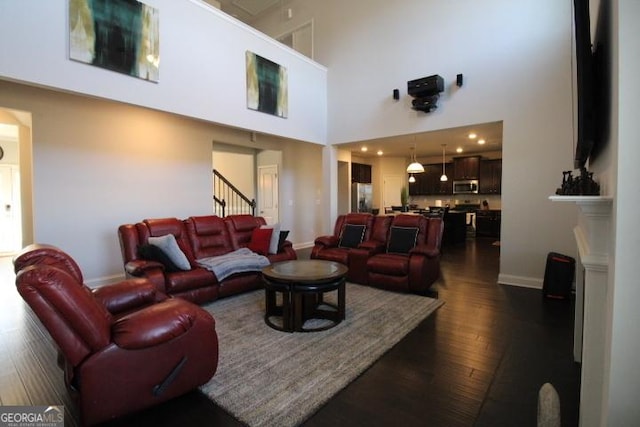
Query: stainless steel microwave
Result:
<box><xmin>453</xmin><ymin>179</ymin><xmax>479</xmax><ymax>194</ymax></box>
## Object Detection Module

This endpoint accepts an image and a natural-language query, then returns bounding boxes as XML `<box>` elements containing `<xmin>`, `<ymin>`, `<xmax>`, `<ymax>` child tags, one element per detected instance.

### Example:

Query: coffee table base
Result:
<box><xmin>264</xmin><ymin>278</ymin><xmax>345</xmax><ymax>333</ymax></box>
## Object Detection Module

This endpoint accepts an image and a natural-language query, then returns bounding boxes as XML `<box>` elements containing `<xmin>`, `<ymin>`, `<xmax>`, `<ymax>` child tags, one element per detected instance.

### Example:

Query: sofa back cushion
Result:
<box><xmin>141</xmin><ymin>218</ymin><xmax>196</xmax><ymax>267</ymax></box>
<box><xmin>185</xmin><ymin>215</ymin><xmax>234</xmax><ymax>259</ymax></box>
<box><xmin>224</xmin><ymin>215</ymin><xmax>267</xmax><ymax>250</ymax></box>
<box><xmin>333</xmin><ymin>213</ymin><xmax>375</xmax><ymax>242</ymax></box>
<box><xmin>16</xmin><ymin>265</ymin><xmax>112</xmax><ymax>367</ymax></box>
<box><xmin>389</xmin><ymin>214</ymin><xmax>428</xmax><ymax>249</ymax></box>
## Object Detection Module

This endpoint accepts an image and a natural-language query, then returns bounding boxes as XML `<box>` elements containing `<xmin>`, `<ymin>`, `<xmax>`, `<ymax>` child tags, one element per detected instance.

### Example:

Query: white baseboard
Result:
<box><xmin>85</xmin><ymin>273</ymin><xmax>126</xmax><ymax>288</ymax></box>
<box><xmin>498</xmin><ymin>273</ymin><xmax>543</xmax><ymax>289</ymax></box>
<box><xmin>293</xmin><ymin>241</ymin><xmax>314</xmax><ymax>250</ymax></box>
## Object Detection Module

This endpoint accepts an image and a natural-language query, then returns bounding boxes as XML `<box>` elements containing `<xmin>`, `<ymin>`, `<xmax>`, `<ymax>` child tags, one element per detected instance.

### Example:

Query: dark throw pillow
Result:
<box><xmin>387</xmin><ymin>226</ymin><xmax>419</xmax><ymax>254</ymax></box>
<box><xmin>248</xmin><ymin>227</ymin><xmax>273</xmax><ymax>255</ymax></box>
<box><xmin>278</xmin><ymin>230</ymin><xmax>290</xmax><ymax>250</ymax></box>
<box><xmin>339</xmin><ymin>224</ymin><xmax>366</xmax><ymax>248</ymax></box>
<box><xmin>137</xmin><ymin>244</ymin><xmax>181</xmax><ymax>272</ymax></box>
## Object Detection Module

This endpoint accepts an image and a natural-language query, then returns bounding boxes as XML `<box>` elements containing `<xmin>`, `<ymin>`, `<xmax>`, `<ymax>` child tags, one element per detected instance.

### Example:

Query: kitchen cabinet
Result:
<box><xmin>479</xmin><ymin>159</ymin><xmax>502</xmax><ymax>194</ymax></box>
<box><xmin>475</xmin><ymin>209</ymin><xmax>501</xmax><ymax>238</ymax></box>
<box><xmin>351</xmin><ymin>162</ymin><xmax>372</xmax><ymax>183</ymax></box>
<box><xmin>453</xmin><ymin>156</ymin><xmax>481</xmax><ymax>180</ymax></box>
<box><xmin>408</xmin><ymin>163</ymin><xmax>452</xmax><ymax>195</ymax></box>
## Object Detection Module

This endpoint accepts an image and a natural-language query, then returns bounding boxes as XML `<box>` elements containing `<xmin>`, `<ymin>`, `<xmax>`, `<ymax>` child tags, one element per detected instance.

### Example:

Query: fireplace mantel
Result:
<box><xmin>549</xmin><ymin>195</ymin><xmax>613</xmax><ymax>427</ymax></box>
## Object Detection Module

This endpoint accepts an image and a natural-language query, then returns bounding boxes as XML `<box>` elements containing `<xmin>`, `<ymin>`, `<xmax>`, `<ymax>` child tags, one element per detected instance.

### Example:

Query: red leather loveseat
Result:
<box><xmin>312</xmin><ymin>213</ymin><xmax>443</xmax><ymax>293</ymax></box>
<box><xmin>118</xmin><ymin>214</ymin><xmax>296</xmax><ymax>304</ymax></box>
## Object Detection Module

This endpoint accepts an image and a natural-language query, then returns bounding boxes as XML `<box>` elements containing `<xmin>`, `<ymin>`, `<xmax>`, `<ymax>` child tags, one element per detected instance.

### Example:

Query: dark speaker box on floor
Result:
<box><xmin>542</xmin><ymin>252</ymin><xmax>576</xmax><ymax>300</ymax></box>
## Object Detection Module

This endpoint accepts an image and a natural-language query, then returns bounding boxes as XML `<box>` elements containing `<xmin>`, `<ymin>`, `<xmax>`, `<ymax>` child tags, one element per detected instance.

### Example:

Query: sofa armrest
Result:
<box><xmin>410</xmin><ymin>245</ymin><xmax>440</xmax><ymax>258</ymax></box>
<box><xmin>112</xmin><ymin>299</ymin><xmax>213</xmax><ymax>350</ymax></box>
<box><xmin>314</xmin><ymin>235</ymin><xmax>339</xmax><ymax>248</ymax></box>
<box><xmin>125</xmin><ymin>259</ymin><xmax>164</xmax><ymax>276</ymax></box>
<box><xmin>92</xmin><ymin>278</ymin><xmax>167</xmax><ymax>315</ymax></box>
<box><xmin>359</xmin><ymin>239</ymin><xmax>386</xmax><ymax>255</ymax></box>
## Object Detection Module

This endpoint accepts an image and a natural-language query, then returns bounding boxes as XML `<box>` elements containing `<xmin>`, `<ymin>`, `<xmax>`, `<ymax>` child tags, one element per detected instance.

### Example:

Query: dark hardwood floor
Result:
<box><xmin>0</xmin><ymin>238</ymin><xmax>580</xmax><ymax>426</ymax></box>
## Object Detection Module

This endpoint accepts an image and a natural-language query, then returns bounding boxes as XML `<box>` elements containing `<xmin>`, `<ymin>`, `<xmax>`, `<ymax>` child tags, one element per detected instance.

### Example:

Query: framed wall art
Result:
<box><xmin>69</xmin><ymin>0</ymin><xmax>160</xmax><ymax>82</ymax></box>
<box><xmin>246</xmin><ymin>51</ymin><xmax>288</xmax><ymax>118</ymax></box>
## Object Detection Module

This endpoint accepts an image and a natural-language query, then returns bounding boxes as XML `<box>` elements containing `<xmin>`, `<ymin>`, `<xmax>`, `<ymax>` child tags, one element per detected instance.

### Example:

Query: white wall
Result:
<box><xmin>256</xmin><ymin>0</ymin><xmax>579</xmax><ymax>288</ymax></box>
<box><xmin>0</xmin><ymin>80</ymin><xmax>324</xmax><ymax>282</ymax></box>
<box><xmin>0</xmin><ymin>0</ymin><xmax>327</xmax><ymax>145</ymax></box>
<box><xmin>607</xmin><ymin>1</ymin><xmax>640</xmax><ymax>424</ymax></box>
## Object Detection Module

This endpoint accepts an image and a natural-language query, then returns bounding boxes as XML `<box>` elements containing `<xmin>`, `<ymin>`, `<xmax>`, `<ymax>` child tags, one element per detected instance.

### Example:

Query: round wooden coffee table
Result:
<box><xmin>262</xmin><ymin>260</ymin><xmax>348</xmax><ymax>332</ymax></box>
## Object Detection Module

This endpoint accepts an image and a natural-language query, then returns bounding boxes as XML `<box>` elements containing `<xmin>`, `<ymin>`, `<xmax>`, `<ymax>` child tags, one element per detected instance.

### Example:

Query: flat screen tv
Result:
<box><xmin>572</xmin><ymin>0</ymin><xmax>597</xmax><ymax>170</ymax></box>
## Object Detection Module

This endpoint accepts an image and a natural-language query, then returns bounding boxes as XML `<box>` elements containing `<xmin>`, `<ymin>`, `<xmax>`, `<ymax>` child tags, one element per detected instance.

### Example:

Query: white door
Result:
<box><xmin>258</xmin><ymin>165</ymin><xmax>278</xmax><ymax>224</ymax></box>
<box><xmin>383</xmin><ymin>175</ymin><xmax>403</xmax><ymax>210</ymax></box>
<box><xmin>0</xmin><ymin>165</ymin><xmax>21</xmax><ymax>254</ymax></box>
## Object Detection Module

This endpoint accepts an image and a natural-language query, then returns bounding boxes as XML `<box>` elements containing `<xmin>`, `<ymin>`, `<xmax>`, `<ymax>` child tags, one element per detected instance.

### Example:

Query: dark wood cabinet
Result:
<box><xmin>475</xmin><ymin>210</ymin><xmax>501</xmax><ymax>238</ymax></box>
<box><xmin>479</xmin><ymin>159</ymin><xmax>502</xmax><ymax>194</ymax></box>
<box><xmin>408</xmin><ymin>163</ymin><xmax>452</xmax><ymax>195</ymax></box>
<box><xmin>351</xmin><ymin>162</ymin><xmax>372</xmax><ymax>183</ymax></box>
<box><xmin>453</xmin><ymin>156</ymin><xmax>481</xmax><ymax>180</ymax></box>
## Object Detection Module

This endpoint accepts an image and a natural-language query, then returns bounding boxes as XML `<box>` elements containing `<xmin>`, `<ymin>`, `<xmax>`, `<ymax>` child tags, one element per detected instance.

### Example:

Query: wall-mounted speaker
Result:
<box><xmin>456</xmin><ymin>74</ymin><xmax>463</xmax><ymax>87</ymax></box>
<box><xmin>393</xmin><ymin>89</ymin><xmax>400</xmax><ymax>100</ymax></box>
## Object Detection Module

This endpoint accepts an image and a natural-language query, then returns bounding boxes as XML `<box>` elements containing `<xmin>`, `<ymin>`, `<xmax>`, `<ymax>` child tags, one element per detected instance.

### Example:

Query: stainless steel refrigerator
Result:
<box><xmin>351</xmin><ymin>183</ymin><xmax>373</xmax><ymax>213</ymax></box>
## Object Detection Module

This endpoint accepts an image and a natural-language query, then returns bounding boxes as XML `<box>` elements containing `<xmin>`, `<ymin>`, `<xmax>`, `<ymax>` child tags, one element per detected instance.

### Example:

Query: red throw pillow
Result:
<box><xmin>248</xmin><ymin>227</ymin><xmax>273</xmax><ymax>255</ymax></box>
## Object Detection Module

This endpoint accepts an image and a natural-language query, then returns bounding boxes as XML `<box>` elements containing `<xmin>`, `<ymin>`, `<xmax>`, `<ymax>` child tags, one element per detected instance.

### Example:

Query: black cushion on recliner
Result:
<box><xmin>137</xmin><ymin>244</ymin><xmax>181</xmax><ymax>272</ymax></box>
<box><xmin>338</xmin><ymin>224</ymin><xmax>366</xmax><ymax>248</ymax></box>
<box><xmin>387</xmin><ymin>226</ymin><xmax>419</xmax><ymax>254</ymax></box>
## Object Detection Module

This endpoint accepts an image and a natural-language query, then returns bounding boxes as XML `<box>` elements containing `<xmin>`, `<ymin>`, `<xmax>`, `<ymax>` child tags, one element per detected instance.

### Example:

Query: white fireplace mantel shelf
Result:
<box><xmin>549</xmin><ymin>194</ymin><xmax>613</xmax><ymax>427</ymax></box>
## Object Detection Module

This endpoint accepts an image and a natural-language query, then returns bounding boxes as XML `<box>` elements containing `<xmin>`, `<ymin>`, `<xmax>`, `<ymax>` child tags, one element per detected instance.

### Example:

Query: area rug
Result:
<box><xmin>199</xmin><ymin>284</ymin><xmax>444</xmax><ymax>427</ymax></box>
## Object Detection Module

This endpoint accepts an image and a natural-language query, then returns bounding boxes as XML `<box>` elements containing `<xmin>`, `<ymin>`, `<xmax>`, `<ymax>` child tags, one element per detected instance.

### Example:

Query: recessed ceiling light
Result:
<box><xmin>361</xmin><ymin>146</ymin><xmax>368</xmax><ymax>152</ymax></box>
<box><xmin>468</xmin><ymin>133</ymin><xmax>477</xmax><ymax>139</ymax></box>
<box><xmin>456</xmin><ymin>147</ymin><xmax>463</xmax><ymax>153</ymax></box>
<box><xmin>478</xmin><ymin>139</ymin><xmax>486</xmax><ymax>145</ymax></box>
<box><xmin>377</xmin><ymin>150</ymin><xmax>383</xmax><ymax>156</ymax></box>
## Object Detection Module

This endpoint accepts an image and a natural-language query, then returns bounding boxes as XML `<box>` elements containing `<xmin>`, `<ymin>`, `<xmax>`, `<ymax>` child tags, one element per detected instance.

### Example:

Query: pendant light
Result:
<box><xmin>406</xmin><ymin>145</ymin><xmax>424</xmax><ymax>174</ymax></box>
<box><xmin>440</xmin><ymin>144</ymin><xmax>448</xmax><ymax>182</ymax></box>
<box><xmin>408</xmin><ymin>174</ymin><xmax>416</xmax><ymax>183</ymax></box>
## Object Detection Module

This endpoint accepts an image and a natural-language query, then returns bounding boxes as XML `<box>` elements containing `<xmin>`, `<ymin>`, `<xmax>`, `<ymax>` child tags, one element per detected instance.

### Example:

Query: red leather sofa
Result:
<box><xmin>118</xmin><ymin>214</ymin><xmax>297</xmax><ymax>304</ymax></box>
<box><xmin>312</xmin><ymin>213</ymin><xmax>443</xmax><ymax>293</ymax></box>
<box><xmin>13</xmin><ymin>244</ymin><xmax>218</xmax><ymax>426</ymax></box>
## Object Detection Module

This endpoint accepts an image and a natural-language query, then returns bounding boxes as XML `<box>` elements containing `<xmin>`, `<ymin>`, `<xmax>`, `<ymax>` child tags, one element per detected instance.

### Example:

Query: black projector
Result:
<box><xmin>407</xmin><ymin>75</ymin><xmax>444</xmax><ymax>97</ymax></box>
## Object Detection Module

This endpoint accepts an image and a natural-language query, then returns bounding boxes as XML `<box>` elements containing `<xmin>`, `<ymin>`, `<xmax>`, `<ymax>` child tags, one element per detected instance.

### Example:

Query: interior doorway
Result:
<box><xmin>276</xmin><ymin>20</ymin><xmax>314</xmax><ymax>59</ymax></box>
<box><xmin>0</xmin><ymin>110</ymin><xmax>31</xmax><ymax>255</ymax></box>
<box><xmin>257</xmin><ymin>164</ymin><xmax>278</xmax><ymax>224</ymax></box>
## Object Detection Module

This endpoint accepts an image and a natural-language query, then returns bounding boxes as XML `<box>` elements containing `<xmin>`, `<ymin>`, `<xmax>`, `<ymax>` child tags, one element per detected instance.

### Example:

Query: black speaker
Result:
<box><xmin>456</xmin><ymin>73</ymin><xmax>463</xmax><ymax>87</ymax></box>
<box><xmin>393</xmin><ymin>89</ymin><xmax>400</xmax><ymax>100</ymax></box>
<box><xmin>542</xmin><ymin>252</ymin><xmax>576</xmax><ymax>300</ymax></box>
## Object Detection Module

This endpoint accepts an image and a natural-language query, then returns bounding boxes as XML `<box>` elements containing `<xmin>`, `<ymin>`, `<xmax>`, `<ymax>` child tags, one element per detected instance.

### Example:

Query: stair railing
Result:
<box><xmin>213</xmin><ymin>169</ymin><xmax>256</xmax><ymax>217</ymax></box>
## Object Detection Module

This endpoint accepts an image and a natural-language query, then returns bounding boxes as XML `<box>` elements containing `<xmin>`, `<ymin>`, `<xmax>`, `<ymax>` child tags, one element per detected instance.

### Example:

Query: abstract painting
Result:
<box><xmin>246</xmin><ymin>51</ymin><xmax>288</xmax><ymax>118</ymax></box>
<box><xmin>69</xmin><ymin>0</ymin><xmax>159</xmax><ymax>82</ymax></box>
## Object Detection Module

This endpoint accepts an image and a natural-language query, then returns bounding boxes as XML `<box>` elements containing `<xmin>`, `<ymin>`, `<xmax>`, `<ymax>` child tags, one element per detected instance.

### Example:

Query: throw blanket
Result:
<box><xmin>197</xmin><ymin>248</ymin><xmax>270</xmax><ymax>281</ymax></box>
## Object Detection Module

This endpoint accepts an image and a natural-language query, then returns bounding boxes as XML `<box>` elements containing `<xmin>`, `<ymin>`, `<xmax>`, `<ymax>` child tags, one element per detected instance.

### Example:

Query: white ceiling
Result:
<box><xmin>339</xmin><ymin>121</ymin><xmax>503</xmax><ymax>160</ymax></box>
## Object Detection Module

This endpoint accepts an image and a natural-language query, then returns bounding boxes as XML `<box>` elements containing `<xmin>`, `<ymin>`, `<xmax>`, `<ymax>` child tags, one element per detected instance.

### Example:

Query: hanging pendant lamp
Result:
<box><xmin>440</xmin><ymin>144</ymin><xmax>448</xmax><ymax>182</ymax></box>
<box><xmin>406</xmin><ymin>145</ymin><xmax>424</xmax><ymax>174</ymax></box>
<box><xmin>408</xmin><ymin>174</ymin><xmax>416</xmax><ymax>183</ymax></box>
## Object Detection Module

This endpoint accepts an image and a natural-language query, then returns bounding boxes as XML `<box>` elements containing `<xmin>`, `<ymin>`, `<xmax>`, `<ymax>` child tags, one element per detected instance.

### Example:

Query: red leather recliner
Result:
<box><xmin>14</xmin><ymin>249</ymin><xmax>219</xmax><ymax>426</ymax></box>
<box><xmin>366</xmin><ymin>214</ymin><xmax>444</xmax><ymax>294</ymax></box>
